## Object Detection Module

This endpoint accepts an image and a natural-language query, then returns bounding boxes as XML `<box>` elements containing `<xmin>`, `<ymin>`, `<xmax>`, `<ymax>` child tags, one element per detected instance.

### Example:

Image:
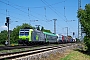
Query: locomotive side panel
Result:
<box><xmin>32</xmin><ymin>30</ymin><xmax>45</xmax><ymax>42</ymax></box>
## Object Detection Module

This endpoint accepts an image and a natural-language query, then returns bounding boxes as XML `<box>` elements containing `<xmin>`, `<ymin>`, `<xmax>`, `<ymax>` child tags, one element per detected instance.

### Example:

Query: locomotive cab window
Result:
<box><xmin>20</xmin><ymin>32</ymin><xmax>24</xmax><ymax>36</ymax></box>
<box><xmin>25</xmin><ymin>32</ymin><xmax>29</xmax><ymax>36</ymax></box>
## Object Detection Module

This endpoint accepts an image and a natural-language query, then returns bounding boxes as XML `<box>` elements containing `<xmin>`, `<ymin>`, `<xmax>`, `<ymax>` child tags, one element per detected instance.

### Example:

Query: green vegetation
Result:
<box><xmin>0</xmin><ymin>23</ymin><xmax>52</xmax><ymax>45</ymax></box>
<box><xmin>77</xmin><ymin>4</ymin><xmax>90</xmax><ymax>51</ymax></box>
<box><xmin>76</xmin><ymin>38</ymin><xmax>80</xmax><ymax>43</ymax></box>
<box><xmin>0</xmin><ymin>30</ymin><xmax>8</xmax><ymax>44</ymax></box>
<box><xmin>60</xmin><ymin>50</ymin><xmax>90</xmax><ymax>60</ymax></box>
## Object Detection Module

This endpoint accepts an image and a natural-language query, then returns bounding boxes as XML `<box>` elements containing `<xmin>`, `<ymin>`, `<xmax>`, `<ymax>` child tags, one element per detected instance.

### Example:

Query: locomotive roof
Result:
<box><xmin>33</xmin><ymin>29</ymin><xmax>42</xmax><ymax>33</ymax></box>
<box><xmin>43</xmin><ymin>32</ymin><xmax>57</xmax><ymax>36</ymax></box>
<box><xmin>20</xmin><ymin>29</ymin><xmax>30</xmax><ymax>31</ymax></box>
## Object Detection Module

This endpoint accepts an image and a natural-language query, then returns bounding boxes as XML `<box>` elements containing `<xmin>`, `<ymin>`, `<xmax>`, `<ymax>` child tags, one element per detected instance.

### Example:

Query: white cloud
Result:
<box><xmin>0</xmin><ymin>26</ymin><xmax>8</xmax><ymax>31</ymax></box>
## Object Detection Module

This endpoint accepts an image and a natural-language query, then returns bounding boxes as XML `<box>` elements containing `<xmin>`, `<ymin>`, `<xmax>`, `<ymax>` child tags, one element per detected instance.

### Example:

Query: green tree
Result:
<box><xmin>41</xmin><ymin>26</ymin><xmax>52</xmax><ymax>33</ymax></box>
<box><xmin>0</xmin><ymin>30</ymin><xmax>8</xmax><ymax>44</ymax></box>
<box><xmin>21</xmin><ymin>23</ymin><xmax>33</xmax><ymax>29</ymax></box>
<box><xmin>77</xmin><ymin>4</ymin><xmax>90</xmax><ymax>51</ymax></box>
<box><xmin>11</xmin><ymin>26</ymin><xmax>21</xmax><ymax>43</ymax></box>
<box><xmin>76</xmin><ymin>38</ymin><xmax>80</xmax><ymax>43</ymax></box>
<box><xmin>43</xmin><ymin>29</ymin><xmax>52</xmax><ymax>33</ymax></box>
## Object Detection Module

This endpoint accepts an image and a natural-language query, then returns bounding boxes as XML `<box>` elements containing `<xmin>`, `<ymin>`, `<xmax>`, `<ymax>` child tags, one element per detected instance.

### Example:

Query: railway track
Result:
<box><xmin>0</xmin><ymin>43</ymin><xmax>73</xmax><ymax>51</ymax></box>
<box><xmin>0</xmin><ymin>44</ymin><xmax>50</xmax><ymax>51</ymax></box>
<box><xmin>0</xmin><ymin>43</ymin><xmax>77</xmax><ymax>60</ymax></box>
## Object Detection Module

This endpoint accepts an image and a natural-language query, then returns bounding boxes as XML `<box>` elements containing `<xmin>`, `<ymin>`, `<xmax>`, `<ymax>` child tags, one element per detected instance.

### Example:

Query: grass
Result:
<box><xmin>40</xmin><ymin>43</ymin><xmax>87</xmax><ymax>60</ymax></box>
<box><xmin>60</xmin><ymin>50</ymin><xmax>90</xmax><ymax>60</ymax></box>
<box><xmin>41</xmin><ymin>49</ymin><xmax>90</xmax><ymax>60</ymax></box>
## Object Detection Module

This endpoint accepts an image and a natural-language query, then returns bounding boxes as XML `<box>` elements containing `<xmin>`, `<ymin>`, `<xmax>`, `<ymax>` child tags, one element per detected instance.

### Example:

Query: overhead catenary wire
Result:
<box><xmin>64</xmin><ymin>1</ymin><xmax>67</xmax><ymax>21</ymax></box>
<box><xmin>41</xmin><ymin>0</ymin><xmax>74</xmax><ymax>32</ymax></box>
<box><xmin>0</xmin><ymin>12</ymin><xmax>28</xmax><ymax>23</ymax></box>
<box><xmin>41</xmin><ymin>0</ymin><xmax>76</xmax><ymax>33</ymax></box>
<box><xmin>3</xmin><ymin>0</ymin><xmax>69</xmax><ymax>22</ymax></box>
<box><xmin>3</xmin><ymin>0</ymin><xmax>51</xmax><ymax>21</ymax></box>
<box><xmin>5</xmin><ymin>0</ymin><xmax>10</xmax><ymax>17</ymax></box>
<box><xmin>0</xmin><ymin>10</ymin><xmax>52</xmax><ymax>28</ymax></box>
<box><xmin>0</xmin><ymin>0</ymin><xmax>42</xmax><ymax>20</ymax></box>
<box><xmin>0</xmin><ymin>0</ymin><xmax>54</xmax><ymax>29</ymax></box>
<box><xmin>28</xmin><ymin>7</ymin><xmax>30</xmax><ymax>20</ymax></box>
<box><xmin>41</xmin><ymin>0</ymin><xmax>66</xmax><ymax>22</ymax></box>
<box><xmin>0</xmin><ymin>8</ymin><xmax>31</xmax><ymax>22</ymax></box>
<box><xmin>4</xmin><ymin>0</ymin><xmax>68</xmax><ymax>21</ymax></box>
<box><xmin>3</xmin><ymin>0</ymin><xmax>68</xmax><ymax>22</ymax></box>
<box><xmin>44</xmin><ymin>7</ymin><xmax>47</xmax><ymax>20</ymax></box>
<box><xmin>1</xmin><ymin>0</ymin><xmax>52</xmax><ymax>22</ymax></box>
<box><xmin>5</xmin><ymin>0</ymin><xmax>67</xmax><ymax>8</ymax></box>
<box><xmin>41</xmin><ymin>0</ymin><xmax>65</xmax><ymax>21</ymax></box>
<box><xmin>0</xmin><ymin>0</ymin><xmax>76</xmax><ymax>34</ymax></box>
<box><xmin>41</xmin><ymin>0</ymin><xmax>66</xmax><ymax>32</ymax></box>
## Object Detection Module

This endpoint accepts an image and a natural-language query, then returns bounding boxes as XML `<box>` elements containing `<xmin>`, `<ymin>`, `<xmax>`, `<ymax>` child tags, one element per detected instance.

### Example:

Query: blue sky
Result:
<box><xmin>0</xmin><ymin>0</ymin><xmax>89</xmax><ymax>37</ymax></box>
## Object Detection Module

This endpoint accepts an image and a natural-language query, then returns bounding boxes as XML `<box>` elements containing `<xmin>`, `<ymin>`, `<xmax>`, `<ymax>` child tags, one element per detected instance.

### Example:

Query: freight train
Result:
<box><xmin>18</xmin><ymin>29</ymin><xmax>75</xmax><ymax>45</ymax></box>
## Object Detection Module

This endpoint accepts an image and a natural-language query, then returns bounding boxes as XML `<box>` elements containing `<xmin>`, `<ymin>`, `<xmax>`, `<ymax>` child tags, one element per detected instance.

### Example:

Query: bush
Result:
<box><xmin>76</xmin><ymin>38</ymin><xmax>80</xmax><ymax>43</ymax></box>
<box><xmin>84</xmin><ymin>36</ymin><xmax>90</xmax><ymax>51</ymax></box>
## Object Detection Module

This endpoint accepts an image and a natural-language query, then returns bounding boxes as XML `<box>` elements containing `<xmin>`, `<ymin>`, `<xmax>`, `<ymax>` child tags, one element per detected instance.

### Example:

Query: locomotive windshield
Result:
<box><xmin>20</xmin><ymin>32</ymin><xmax>24</xmax><ymax>35</ymax></box>
<box><xmin>19</xmin><ymin>29</ymin><xmax>29</xmax><ymax>36</ymax></box>
<box><xmin>25</xmin><ymin>32</ymin><xmax>29</xmax><ymax>35</ymax></box>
